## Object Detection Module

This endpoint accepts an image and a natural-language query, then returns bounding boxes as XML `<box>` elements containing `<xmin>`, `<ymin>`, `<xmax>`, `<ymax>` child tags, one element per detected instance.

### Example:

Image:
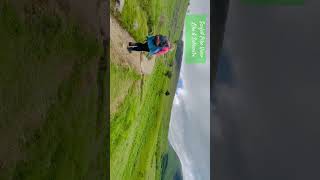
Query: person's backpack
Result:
<box><xmin>156</xmin><ymin>35</ymin><xmax>169</xmax><ymax>47</ymax></box>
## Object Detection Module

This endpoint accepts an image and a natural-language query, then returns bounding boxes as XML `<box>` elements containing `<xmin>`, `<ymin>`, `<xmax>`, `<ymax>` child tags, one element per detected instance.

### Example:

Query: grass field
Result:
<box><xmin>110</xmin><ymin>0</ymin><xmax>189</xmax><ymax>179</ymax></box>
<box><xmin>0</xmin><ymin>2</ymin><xmax>107</xmax><ymax>179</ymax></box>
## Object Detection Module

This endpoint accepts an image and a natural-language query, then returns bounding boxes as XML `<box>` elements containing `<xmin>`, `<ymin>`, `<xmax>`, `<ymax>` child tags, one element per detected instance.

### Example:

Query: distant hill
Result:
<box><xmin>174</xmin><ymin>33</ymin><xmax>184</xmax><ymax>76</ymax></box>
<box><xmin>168</xmin><ymin>33</ymin><xmax>184</xmax><ymax>95</ymax></box>
<box><xmin>161</xmin><ymin>143</ymin><xmax>183</xmax><ymax>180</ymax></box>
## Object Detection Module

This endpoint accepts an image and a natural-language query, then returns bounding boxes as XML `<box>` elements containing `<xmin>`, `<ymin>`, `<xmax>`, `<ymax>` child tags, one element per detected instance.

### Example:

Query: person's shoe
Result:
<box><xmin>127</xmin><ymin>47</ymin><xmax>132</xmax><ymax>53</ymax></box>
<box><xmin>128</xmin><ymin>42</ymin><xmax>136</xmax><ymax>46</ymax></box>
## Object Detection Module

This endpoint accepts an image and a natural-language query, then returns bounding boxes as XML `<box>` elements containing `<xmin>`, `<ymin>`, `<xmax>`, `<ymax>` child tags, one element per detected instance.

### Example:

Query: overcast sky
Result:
<box><xmin>168</xmin><ymin>0</ymin><xmax>210</xmax><ymax>179</ymax></box>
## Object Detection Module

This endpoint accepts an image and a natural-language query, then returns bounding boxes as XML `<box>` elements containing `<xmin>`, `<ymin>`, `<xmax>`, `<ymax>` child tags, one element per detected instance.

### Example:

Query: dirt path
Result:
<box><xmin>110</xmin><ymin>16</ymin><xmax>155</xmax><ymax>75</ymax></box>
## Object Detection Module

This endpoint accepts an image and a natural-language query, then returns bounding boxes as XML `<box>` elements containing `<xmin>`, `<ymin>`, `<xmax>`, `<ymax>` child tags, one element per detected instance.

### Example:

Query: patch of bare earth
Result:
<box><xmin>110</xmin><ymin>79</ymin><xmax>135</xmax><ymax>116</ymax></box>
<box><xmin>110</xmin><ymin>16</ymin><xmax>155</xmax><ymax>75</ymax></box>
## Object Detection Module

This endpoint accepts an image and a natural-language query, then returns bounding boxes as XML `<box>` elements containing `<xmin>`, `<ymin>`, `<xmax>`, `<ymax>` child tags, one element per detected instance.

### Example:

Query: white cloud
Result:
<box><xmin>169</xmin><ymin>47</ymin><xmax>210</xmax><ymax>180</ymax></box>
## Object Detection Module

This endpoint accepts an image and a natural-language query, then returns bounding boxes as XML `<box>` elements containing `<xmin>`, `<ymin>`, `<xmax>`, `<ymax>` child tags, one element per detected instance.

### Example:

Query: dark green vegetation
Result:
<box><xmin>110</xmin><ymin>0</ymin><xmax>188</xmax><ymax>179</ymax></box>
<box><xmin>0</xmin><ymin>1</ymin><xmax>107</xmax><ymax>179</ymax></box>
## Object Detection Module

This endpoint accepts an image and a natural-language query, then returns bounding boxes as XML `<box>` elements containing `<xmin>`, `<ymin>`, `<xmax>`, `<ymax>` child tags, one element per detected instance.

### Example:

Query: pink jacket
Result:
<box><xmin>156</xmin><ymin>47</ymin><xmax>170</xmax><ymax>56</ymax></box>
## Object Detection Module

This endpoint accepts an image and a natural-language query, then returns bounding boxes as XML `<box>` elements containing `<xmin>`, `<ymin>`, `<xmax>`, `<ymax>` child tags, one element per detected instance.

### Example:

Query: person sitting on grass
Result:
<box><xmin>127</xmin><ymin>34</ymin><xmax>172</xmax><ymax>58</ymax></box>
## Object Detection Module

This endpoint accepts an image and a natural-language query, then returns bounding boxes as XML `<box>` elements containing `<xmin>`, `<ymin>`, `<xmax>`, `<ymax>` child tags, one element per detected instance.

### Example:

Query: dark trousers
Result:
<box><xmin>131</xmin><ymin>42</ymin><xmax>149</xmax><ymax>52</ymax></box>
